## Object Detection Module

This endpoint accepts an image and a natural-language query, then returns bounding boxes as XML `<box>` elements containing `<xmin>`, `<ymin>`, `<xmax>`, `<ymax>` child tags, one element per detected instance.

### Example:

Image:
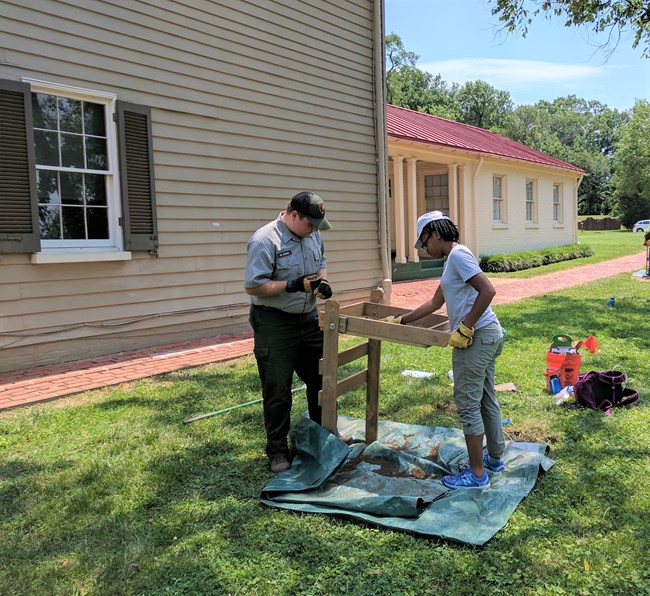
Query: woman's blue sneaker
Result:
<box><xmin>442</xmin><ymin>467</ymin><xmax>490</xmax><ymax>490</ymax></box>
<box><xmin>484</xmin><ymin>453</ymin><xmax>505</xmax><ymax>473</ymax></box>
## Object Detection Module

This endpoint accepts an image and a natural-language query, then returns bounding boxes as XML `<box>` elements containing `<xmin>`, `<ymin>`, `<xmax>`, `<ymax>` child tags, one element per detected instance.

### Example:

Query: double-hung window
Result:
<box><xmin>492</xmin><ymin>175</ymin><xmax>504</xmax><ymax>223</ymax></box>
<box><xmin>525</xmin><ymin>179</ymin><xmax>537</xmax><ymax>224</ymax></box>
<box><xmin>0</xmin><ymin>78</ymin><xmax>158</xmax><ymax>257</ymax></box>
<box><xmin>553</xmin><ymin>184</ymin><xmax>562</xmax><ymax>223</ymax></box>
<box><xmin>33</xmin><ymin>86</ymin><xmax>113</xmax><ymax>247</ymax></box>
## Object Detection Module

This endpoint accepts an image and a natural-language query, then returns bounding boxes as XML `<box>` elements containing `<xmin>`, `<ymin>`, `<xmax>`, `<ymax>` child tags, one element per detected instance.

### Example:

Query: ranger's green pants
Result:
<box><xmin>249</xmin><ymin>305</ymin><xmax>323</xmax><ymax>458</ymax></box>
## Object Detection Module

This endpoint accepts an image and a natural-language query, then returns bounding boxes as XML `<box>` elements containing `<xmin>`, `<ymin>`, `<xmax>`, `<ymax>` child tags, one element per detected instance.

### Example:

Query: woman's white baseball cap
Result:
<box><xmin>414</xmin><ymin>211</ymin><xmax>451</xmax><ymax>248</ymax></box>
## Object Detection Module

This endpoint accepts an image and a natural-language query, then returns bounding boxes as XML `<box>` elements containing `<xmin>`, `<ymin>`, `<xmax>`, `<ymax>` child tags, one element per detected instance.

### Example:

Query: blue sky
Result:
<box><xmin>385</xmin><ymin>0</ymin><xmax>650</xmax><ymax>111</ymax></box>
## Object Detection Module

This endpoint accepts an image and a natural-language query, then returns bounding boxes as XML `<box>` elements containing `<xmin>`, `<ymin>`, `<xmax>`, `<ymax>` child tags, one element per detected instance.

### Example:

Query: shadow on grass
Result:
<box><xmin>95</xmin><ymin>365</ymin><xmax>263</xmax><ymax>427</ymax></box>
<box><xmin>1</xmin><ymin>275</ymin><xmax>649</xmax><ymax>593</ymax></box>
<box><xmin>1</xmin><ymin>424</ymin><xmax>382</xmax><ymax>594</ymax></box>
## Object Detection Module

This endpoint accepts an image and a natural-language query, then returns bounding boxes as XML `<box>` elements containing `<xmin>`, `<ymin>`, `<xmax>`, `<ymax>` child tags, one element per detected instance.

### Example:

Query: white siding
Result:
<box><xmin>473</xmin><ymin>161</ymin><xmax>578</xmax><ymax>254</ymax></box>
<box><xmin>388</xmin><ymin>140</ymin><xmax>580</xmax><ymax>258</ymax></box>
<box><xmin>0</xmin><ymin>0</ymin><xmax>383</xmax><ymax>372</ymax></box>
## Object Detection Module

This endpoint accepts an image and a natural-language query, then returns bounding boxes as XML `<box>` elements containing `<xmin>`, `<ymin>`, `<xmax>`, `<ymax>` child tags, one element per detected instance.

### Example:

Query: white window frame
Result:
<box><xmin>492</xmin><ymin>175</ymin><xmax>506</xmax><ymax>224</ymax></box>
<box><xmin>553</xmin><ymin>183</ymin><xmax>562</xmax><ymax>224</ymax></box>
<box><xmin>24</xmin><ymin>78</ymin><xmax>123</xmax><ymax>254</ymax></box>
<box><xmin>525</xmin><ymin>179</ymin><xmax>537</xmax><ymax>224</ymax></box>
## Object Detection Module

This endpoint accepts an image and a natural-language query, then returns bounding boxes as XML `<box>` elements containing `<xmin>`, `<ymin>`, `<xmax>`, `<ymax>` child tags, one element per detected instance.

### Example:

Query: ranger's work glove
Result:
<box><xmin>314</xmin><ymin>279</ymin><xmax>332</xmax><ymax>299</ymax></box>
<box><xmin>448</xmin><ymin>322</ymin><xmax>474</xmax><ymax>349</ymax></box>
<box><xmin>286</xmin><ymin>274</ymin><xmax>320</xmax><ymax>293</ymax></box>
<box><xmin>382</xmin><ymin>315</ymin><xmax>403</xmax><ymax>324</ymax></box>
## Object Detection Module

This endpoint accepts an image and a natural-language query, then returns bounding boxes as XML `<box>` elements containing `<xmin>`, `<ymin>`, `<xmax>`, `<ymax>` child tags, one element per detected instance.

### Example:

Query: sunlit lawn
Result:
<box><xmin>489</xmin><ymin>229</ymin><xmax>646</xmax><ymax>278</ymax></box>
<box><xmin>1</xmin><ymin>265</ymin><xmax>649</xmax><ymax>594</ymax></box>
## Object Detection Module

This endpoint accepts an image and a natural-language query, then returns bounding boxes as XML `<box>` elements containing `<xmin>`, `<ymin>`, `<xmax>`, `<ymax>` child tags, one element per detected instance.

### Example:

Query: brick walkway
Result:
<box><xmin>0</xmin><ymin>251</ymin><xmax>646</xmax><ymax>411</ymax></box>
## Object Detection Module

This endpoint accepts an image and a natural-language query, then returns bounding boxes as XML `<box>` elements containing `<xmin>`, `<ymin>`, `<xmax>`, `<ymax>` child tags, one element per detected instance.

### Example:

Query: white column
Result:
<box><xmin>448</xmin><ymin>163</ymin><xmax>458</xmax><ymax>223</ymax></box>
<box><xmin>406</xmin><ymin>157</ymin><xmax>419</xmax><ymax>262</ymax></box>
<box><xmin>469</xmin><ymin>157</ymin><xmax>483</xmax><ymax>257</ymax></box>
<box><xmin>457</xmin><ymin>164</ymin><xmax>465</xmax><ymax>232</ymax></box>
<box><xmin>393</xmin><ymin>155</ymin><xmax>406</xmax><ymax>264</ymax></box>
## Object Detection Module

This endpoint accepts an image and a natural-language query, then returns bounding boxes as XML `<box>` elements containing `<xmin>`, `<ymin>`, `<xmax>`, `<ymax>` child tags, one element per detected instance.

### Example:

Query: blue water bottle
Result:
<box><xmin>607</xmin><ymin>297</ymin><xmax>615</xmax><ymax>308</ymax></box>
<box><xmin>549</xmin><ymin>375</ymin><xmax>562</xmax><ymax>395</ymax></box>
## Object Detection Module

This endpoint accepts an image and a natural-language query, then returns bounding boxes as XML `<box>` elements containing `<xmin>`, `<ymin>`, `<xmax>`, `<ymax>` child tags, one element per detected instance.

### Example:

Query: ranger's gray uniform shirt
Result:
<box><xmin>244</xmin><ymin>214</ymin><xmax>327</xmax><ymax>314</ymax></box>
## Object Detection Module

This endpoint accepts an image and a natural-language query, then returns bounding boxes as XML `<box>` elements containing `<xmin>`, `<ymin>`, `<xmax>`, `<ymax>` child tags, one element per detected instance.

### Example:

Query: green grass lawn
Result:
<box><xmin>1</xmin><ymin>267</ymin><xmax>649</xmax><ymax>594</ymax></box>
<box><xmin>490</xmin><ymin>229</ymin><xmax>646</xmax><ymax>278</ymax></box>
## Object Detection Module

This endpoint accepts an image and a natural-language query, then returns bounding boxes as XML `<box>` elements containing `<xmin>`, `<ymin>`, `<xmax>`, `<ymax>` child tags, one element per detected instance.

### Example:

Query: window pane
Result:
<box><xmin>58</xmin><ymin>97</ymin><xmax>82</xmax><ymax>133</ymax></box>
<box><xmin>39</xmin><ymin>205</ymin><xmax>61</xmax><ymax>239</ymax></box>
<box><xmin>493</xmin><ymin>177</ymin><xmax>502</xmax><ymax>198</ymax></box>
<box><xmin>32</xmin><ymin>93</ymin><xmax>58</xmax><ymax>130</ymax></box>
<box><xmin>60</xmin><ymin>172</ymin><xmax>84</xmax><ymax>205</ymax></box>
<box><xmin>36</xmin><ymin>170</ymin><xmax>60</xmax><ymax>205</ymax></box>
<box><xmin>60</xmin><ymin>133</ymin><xmax>84</xmax><ymax>168</ymax></box>
<box><xmin>526</xmin><ymin>181</ymin><xmax>533</xmax><ymax>200</ymax></box>
<box><xmin>85</xmin><ymin>174</ymin><xmax>107</xmax><ymax>205</ymax></box>
<box><xmin>61</xmin><ymin>206</ymin><xmax>85</xmax><ymax>239</ymax></box>
<box><xmin>85</xmin><ymin>137</ymin><xmax>108</xmax><ymax>170</ymax></box>
<box><xmin>34</xmin><ymin>130</ymin><xmax>60</xmax><ymax>166</ymax></box>
<box><xmin>493</xmin><ymin>200</ymin><xmax>501</xmax><ymax>221</ymax></box>
<box><xmin>87</xmin><ymin>207</ymin><xmax>109</xmax><ymax>239</ymax></box>
<box><xmin>84</xmin><ymin>102</ymin><xmax>105</xmax><ymax>136</ymax></box>
<box><xmin>425</xmin><ymin>174</ymin><xmax>448</xmax><ymax>200</ymax></box>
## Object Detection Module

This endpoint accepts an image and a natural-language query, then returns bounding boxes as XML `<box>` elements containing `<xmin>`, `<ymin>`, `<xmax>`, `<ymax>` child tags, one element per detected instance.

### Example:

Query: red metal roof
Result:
<box><xmin>387</xmin><ymin>103</ymin><xmax>585</xmax><ymax>174</ymax></box>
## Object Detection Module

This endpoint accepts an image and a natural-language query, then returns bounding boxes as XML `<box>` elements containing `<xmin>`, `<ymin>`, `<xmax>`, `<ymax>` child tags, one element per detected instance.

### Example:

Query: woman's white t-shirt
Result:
<box><xmin>440</xmin><ymin>244</ymin><xmax>499</xmax><ymax>331</ymax></box>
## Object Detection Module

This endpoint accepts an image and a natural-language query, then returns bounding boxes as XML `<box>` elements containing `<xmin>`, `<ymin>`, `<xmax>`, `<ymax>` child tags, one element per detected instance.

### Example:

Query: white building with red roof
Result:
<box><xmin>387</xmin><ymin>104</ymin><xmax>586</xmax><ymax>279</ymax></box>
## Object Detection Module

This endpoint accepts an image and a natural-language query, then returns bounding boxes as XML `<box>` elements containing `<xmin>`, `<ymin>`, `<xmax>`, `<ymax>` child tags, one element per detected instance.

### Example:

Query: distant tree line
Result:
<box><xmin>386</xmin><ymin>33</ymin><xmax>650</xmax><ymax>227</ymax></box>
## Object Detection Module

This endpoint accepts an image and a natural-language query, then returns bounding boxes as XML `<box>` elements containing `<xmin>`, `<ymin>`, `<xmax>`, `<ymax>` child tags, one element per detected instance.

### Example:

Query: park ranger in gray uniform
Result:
<box><xmin>244</xmin><ymin>192</ymin><xmax>333</xmax><ymax>473</ymax></box>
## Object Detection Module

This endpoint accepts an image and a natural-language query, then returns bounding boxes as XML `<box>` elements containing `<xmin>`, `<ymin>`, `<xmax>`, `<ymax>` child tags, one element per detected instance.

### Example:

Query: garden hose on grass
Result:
<box><xmin>182</xmin><ymin>384</ymin><xmax>306</xmax><ymax>425</ymax></box>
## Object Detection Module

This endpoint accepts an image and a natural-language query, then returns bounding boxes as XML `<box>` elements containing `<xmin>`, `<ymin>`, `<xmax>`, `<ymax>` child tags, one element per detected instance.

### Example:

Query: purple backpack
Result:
<box><xmin>574</xmin><ymin>370</ymin><xmax>639</xmax><ymax>413</ymax></box>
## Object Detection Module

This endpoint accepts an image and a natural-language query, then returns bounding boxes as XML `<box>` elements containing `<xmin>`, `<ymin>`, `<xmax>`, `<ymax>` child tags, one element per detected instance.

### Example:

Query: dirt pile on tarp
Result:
<box><xmin>261</xmin><ymin>416</ymin><xmax>554</xmax><ymax>545</ymax></box>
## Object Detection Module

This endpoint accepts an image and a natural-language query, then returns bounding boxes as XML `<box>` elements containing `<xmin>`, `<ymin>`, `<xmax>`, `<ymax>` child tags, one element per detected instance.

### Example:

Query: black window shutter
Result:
<box><xmin>116</xmin><ymin>101</ymin><xmax>158</xmax><ymax>252</ymax></box>
<box><xmin>0</xmin><ymin>79</ymin><xmax>41</xmax><ymax>254</ymax></box>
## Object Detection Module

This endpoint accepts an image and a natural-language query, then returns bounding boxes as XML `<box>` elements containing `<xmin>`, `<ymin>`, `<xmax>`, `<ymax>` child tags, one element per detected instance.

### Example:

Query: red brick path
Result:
<box><xmin>0</xmin><ymin>251</ymin><xmax>645</xmax><ymax>411</ymax></box>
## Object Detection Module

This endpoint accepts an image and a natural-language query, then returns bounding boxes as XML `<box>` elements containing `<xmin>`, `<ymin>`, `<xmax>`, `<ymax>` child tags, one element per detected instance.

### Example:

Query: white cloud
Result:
<box><xmin>420</xmin><ymin>58</ymin><xmax>603</xmax><ymax>88</ymax></box>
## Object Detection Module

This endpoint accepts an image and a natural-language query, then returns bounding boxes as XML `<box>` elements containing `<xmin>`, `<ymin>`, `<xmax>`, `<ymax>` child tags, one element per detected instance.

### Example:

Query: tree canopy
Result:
<box><xmin>489</xmin><ymin>0</ymin><xmax>650</xmax><ymax>57</ymax></box>
<box><xmin>457</xmin><ymin>80</ymin><xmax>513</xmax><ymax>131</ymax></box>
<box><xmin>503</xmin><ymin>96</ymin><xmax>627</xmax><ymax>214</ymax></box>
<box><xmin>385</xmin><ymin>32</ymin><xmax>419</xmax><ymax>75</ymax></box>
<box><xmin>612</xmin><ymin>100</ymin><xmax>650</xmax><ymax>225</ymax></box>
<box><xmin>386</xmin><ymin>33</ymin><xmax>460</xmax><ymax>119</ymax></box>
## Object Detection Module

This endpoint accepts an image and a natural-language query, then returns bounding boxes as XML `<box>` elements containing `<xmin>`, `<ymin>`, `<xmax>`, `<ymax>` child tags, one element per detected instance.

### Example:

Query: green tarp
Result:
<box><xmin>261</xmin><ymin>416</ymin><xmax>554</xmax><ymax>545</ymax></box>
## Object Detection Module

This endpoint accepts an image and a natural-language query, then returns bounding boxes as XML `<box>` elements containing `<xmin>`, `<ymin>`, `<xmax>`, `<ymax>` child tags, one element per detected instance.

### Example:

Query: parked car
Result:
<box><xmin>633</xmin><ymin>219</ymin><xmax>650</xmax><ymax>232</ymax></box>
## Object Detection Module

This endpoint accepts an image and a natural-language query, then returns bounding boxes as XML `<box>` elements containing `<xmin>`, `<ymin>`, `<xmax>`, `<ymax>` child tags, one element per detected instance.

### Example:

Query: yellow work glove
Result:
<box><xmin>382</xmin><ymin>315</ymin><xmax>403</xmax><ymax>324</ymax></box>
<box><xmin>448</xmin><ymin>322</ymin><xmax>474</xmax><ymax>349</ymax></box>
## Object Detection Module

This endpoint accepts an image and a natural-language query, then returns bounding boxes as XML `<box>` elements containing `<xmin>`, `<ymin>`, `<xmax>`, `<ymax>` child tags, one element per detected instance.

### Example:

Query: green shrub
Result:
<box><xmin>479</xmin><ymin>244</ymin><xmax>594</xmax><ymax>272</ymax></box>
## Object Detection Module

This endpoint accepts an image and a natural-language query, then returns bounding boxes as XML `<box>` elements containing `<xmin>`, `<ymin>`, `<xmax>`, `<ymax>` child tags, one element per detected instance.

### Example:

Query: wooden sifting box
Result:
<box><xmin>319</xmin><ymin>301</ymin><xmax>450</xmax><ymax>348</ymax></box>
